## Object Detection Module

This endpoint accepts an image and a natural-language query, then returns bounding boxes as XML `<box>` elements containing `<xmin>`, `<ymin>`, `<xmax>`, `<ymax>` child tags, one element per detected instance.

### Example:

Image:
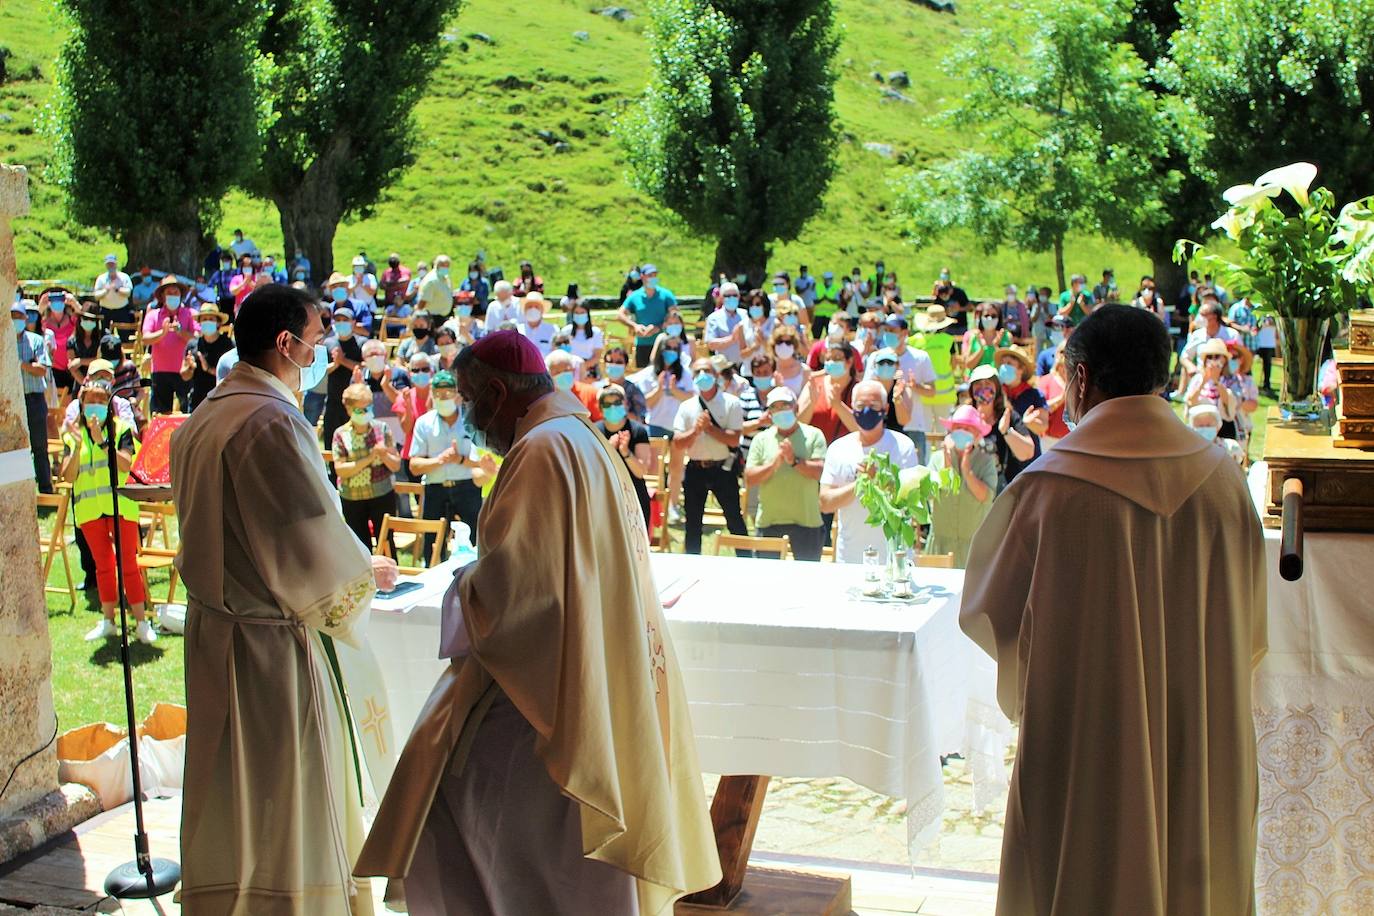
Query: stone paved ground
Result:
<box><xmin>707</xmin><ymin>753</ymin><xmax>1012</xmax><ymax>876</ymax></box>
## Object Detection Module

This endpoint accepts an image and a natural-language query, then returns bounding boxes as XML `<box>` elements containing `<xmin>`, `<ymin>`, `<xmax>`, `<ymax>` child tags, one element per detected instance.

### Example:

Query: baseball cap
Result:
<box><xmin>103</xmin><ymin>254</ymin><xmax>119</xmax><ymax>265</ymax></box>
<box><xmin>86</xmin><ymin>358</ymin><xmax>115</xmax><ymax>376</ymax></box>
<box><xmin>765</xmin><ymin>387</ymin><xmax>796</xmax><ymax>407</ymax></box>
<box><xmin>332</xmin><ymin>305</ymin><xmax>355</xmax><ymax>319</ymax></box>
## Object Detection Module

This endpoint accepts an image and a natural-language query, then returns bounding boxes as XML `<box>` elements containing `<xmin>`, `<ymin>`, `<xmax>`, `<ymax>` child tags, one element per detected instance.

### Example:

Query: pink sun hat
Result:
<box><xmin>941</xmin><ymin>404</ymin><xmax>993</xmax><ymax>438</ymax></box>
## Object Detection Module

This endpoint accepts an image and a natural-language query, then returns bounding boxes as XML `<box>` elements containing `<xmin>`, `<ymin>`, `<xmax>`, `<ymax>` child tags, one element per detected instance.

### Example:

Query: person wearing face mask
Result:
<box><xmin>994</xmin><ymin>346</ymin><xmax>1048</xmax><ymax>439</ymax></box>
<box><xmin>1036</xmin><ymin>315</ymin><xmax>1074</xmax><ymax>377</ymax></box>
<box><xmin>131</xmin><ymin>266</ymin><xmax>159</xmax><ymax>311</ymax></box>
<box><xmin>228</xmin><ymin>228</ymin><xmax>258</xmax><ymax>260</ymax></box>
<box><xmin>228</xmin><ymin>254</ymin><xmax>263</xmax><ymax>312</ymax></box>
<box><xmin>967</xmin><ymin>364</ymin><xmax>1037</xmax><ymax>490</ymax></box>
<box><xmin>13</xmin><ymin>300</ymin><xmax>54</xmax><ymax>493</ymax></box>
<box><xmin>359</xmin><ymin>338</ymin><xmax>409</xmax><ymax>440</ymax></box>
<box><xmin>768</xmin><ymin>325</ymin><xmax>809</xmax><ymax>397</ymax></box>
<box><xmin>92</xmin><ymin>253</ymin><xmax>134</xmax><ymax>327</ymax></box>
<box><xmin>617</xmin><ymin>263</ymin><xmax>677</xmax><ymax>367</ymax></box>
<box><xmin>397</xmin><ymin>310</ymin><xmax>439</xmax><ymax>362</ymax></box>
<box><xmin>594</xmin><ymin>384</ymin><xmax>654</xmax><ymax>527</ymax></box>
<box><xmin>1131</xmin><ymin>277</ymin><xmax>1169</xmax><ymax>324</ymax></box>
<box><xmin>618</xmin><ymin>264</ymin><xmax>644</xmax><ymax>306</ymax></box>
<box><xmin>595</xmin><ymin>346</ymin><xmax>648</xmax><ymax>422</ymax></box>
<box><xmin>1222</xmin><ymin>342</ymin><xmax>1259</xmax><ymax>461</ymax></box>
<box><xmin>459</xmin><ymin>261</ymin><xmax>489</xmax><ymax>310</ymax></box>
<box><xmin>923</xmin><ymin>405</ymin><xmax>997</xmax><ymax>566</ymax></box>
<box><xmin>288</xmin><ymin>248</ymin><xmax>312</xmax><ymax>284</ymax></box>
<box><xmin>516</xmin><ymin>290</ymin><xmax>557</xmax><ymax>356</ymax></box>
<box><xmin>171</xmin><ymin>284</ymin><xmax>399</xmax><ymax>913</ymax></box>
<box><xmin>392</xmin><ymin>353</ymin><xmax>435</xmax><ymax>469</ymax></box>
<box><xmin>743</xmin><ymin>387</ymin><xmax>829</xmax><ymax>561</ymax></box>
<box><xmin>444</xmin><ymin>290</ymin><xmax>486</xmax><ymax>345</ymax></box>
<box><xmin>862</xmin><ymin>315</ymin><xmax>937</xmax><ymax>461</ymax></box>
<box><xmin>771</xmin><ymin>298</ymin><xmax>810</xmax><ymax>351</ymax></box>
<box><xmin>961</xmin><ymin>305</ymin><xmax>1265</xmax><ymax>916</ymax></box>
<box><xmin>705</xmin><ymin>280</ymin><xmax>746</xmax><ymax>367</ymax></box>
<box><xmin>511</xmin><ymin>259</ymin><xmax>544</xmax><ymax>297</ymax></box>
<box><xmin>805</xmin><ymin>313</ymin><xmax>858</xmax><ymax>372</ymax></box>
<box><xmin>546</xmin><ymin>348</ymin><xmax>602</xmax><ymax>420</ymax></box>
<box><xmin>408</xmin><ymin>370</ymin><xmax>488</xmax><ymax>557</ymax></box>
<box><xmin>380</xmin><ymin>252</ymin><xmax>412</xmax><ymax>315</ymax></box>
<box><xmin>330</xmin><ymin>382</ymin><xmax>402</xmax><ymax>548</ymax></box>
<box><xmin>810</xmin><ymin>270</ymin><xmax>842</xmax><ymax>335</ymax></box>
<box><xmin>736</xmin><ymin>290</ymin><xmax>774</xmax><ymax>375</ymax></box>
<box><xmin>433</xmin><ymin>326</ymin><xmax>460</xmax><ymax>371</ymax></box>
<box><xmin>66</xmin><ymin>304</ymin><xmax>105</xmax><ymax>386</ymax></box>
<box><xmin>359</xmin><ymin>330</ymin><xmax>719</xmax><ymax>914</ymax></box>
<box><xmin>769</xmin><ymin>270</ymin><xmax>810</xmax><ymax>331</ymax></box>
<box><xmin>418</xmin><ymin>254</ymin><xmax>456</xmax><ymax>317</ymax></box>
<box><xmin>209</xmin><ymin>252</ymin><xmax>239</xmax><ymax>310</ymax></box>
<box><xmin>1186</xmin><ymin>404</ymin><xmax>1247</xmax><ymax>465</ymax></box>
<box><xmin>670</xmin><ymin>357</ymin><xmax>747</xmax><ymax>554</ymax></box>
<box><xmin>1002</xmin><ymin>285</ymin><xmax>1031</xmax><ymax>346</ymax></box>
<box><xmin>141</xmin><ymin>275</ymin><xmax>196</xmax><ymax>414</ymax></box>
<box><xmin>962</xmin><ymin>302</ymin><xmax>1014</xmax><ymax>371</ymax></box>
<box><xmin>818</xmin><ymin>380</ymin><xmax>921</xmax><ymax>564</ymax></box>
<box><xmin>181</xmin><ymin>305</ymin><xmax>235</xmax><ymax>411</ymax></box>
<box><xmin>60</xmin><ymin>379</ymin><xmax>155</xmax><ymax>642</ymax></box>
<box><xmin>321</xmin><ymin>304</ymin><xmax>365</xmax><ymax>448</ymax></box>
<box><xmin>345</xmin><ymin>255</ymin><xmax>379</xmax><ymax>330</ymax></box>
<box><xmin>40</xmin><ymin>287</ymin><xmax>78</xmax><ymax>407</ymax></box>
<box><xmin>561</xmin><ymin>300</ymin><xmax>603</xmax><ymax>377</ymax></box>
<box><xmin>1034</xmin><ymin>345</ymin><xmax>1072</xmax><ymax>449</ymax></box>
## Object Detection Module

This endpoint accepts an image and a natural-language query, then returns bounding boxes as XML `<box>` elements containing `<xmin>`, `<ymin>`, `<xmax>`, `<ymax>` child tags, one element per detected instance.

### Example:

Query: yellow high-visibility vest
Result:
<box><xmin>68</xmin><ymin>421</ymin><xmax>140</xmax><ymax>527</ymax></box>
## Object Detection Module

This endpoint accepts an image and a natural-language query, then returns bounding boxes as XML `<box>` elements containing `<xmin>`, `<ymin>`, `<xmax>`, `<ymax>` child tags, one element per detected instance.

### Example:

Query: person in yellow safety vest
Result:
<box><xmin>809</xmin><ymin>271</ymin><xmax>844</xmax><ymax>339</ymax></box>
<box><xmin>60</xmin><ymin>379</ymin><xmax>156</xmax><ymax>644</ymax></box>
<box><xmin>910</xmin><ymin>304</ymin><xmax>961</xmax><ymax>437</ymax></box>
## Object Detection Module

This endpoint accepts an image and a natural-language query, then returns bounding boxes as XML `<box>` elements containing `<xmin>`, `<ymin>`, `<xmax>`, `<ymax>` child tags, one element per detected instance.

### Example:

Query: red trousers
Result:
<box><xmin>79</xmin><ymin>516</ymin><xmax>148</xmax><ymax>606</ymax></box>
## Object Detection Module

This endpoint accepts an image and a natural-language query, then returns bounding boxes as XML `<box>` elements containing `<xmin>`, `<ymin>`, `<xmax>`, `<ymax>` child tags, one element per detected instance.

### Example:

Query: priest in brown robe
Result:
<box><xmin>355</xmin><ymin>330</ymin><xmax>720</xmax><ymax>915</ymax></box>
<box><xmin>960</xmin><ymin>305</ymin><xmax>1267</xmax><ymax>915</ymax></box>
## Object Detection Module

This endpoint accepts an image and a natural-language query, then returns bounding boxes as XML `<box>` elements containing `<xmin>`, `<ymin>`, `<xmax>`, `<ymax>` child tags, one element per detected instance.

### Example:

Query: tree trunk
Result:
<box><xmin>123</xmin><ymin>202</ymin><xmax>205</xmax><ymax>279</ymax></box>
<box><xmin>1149</xmin><ymin>242</ymin><xmax>1188</xmax><ymax>306</ymax></box>
<box><xmin>1052</xmin><ymin>235</ymin><xmax>1066</xmax><ymax>294</ymax></box>
<box><xmin>273</xmin><ymin>139</ymin><xmax>349</xmax><ymax>286</ymax></box>
<box><xmin>711</xmin><ymin>236</ymin><xmax>769</xmax><ymax>292</ymax></box>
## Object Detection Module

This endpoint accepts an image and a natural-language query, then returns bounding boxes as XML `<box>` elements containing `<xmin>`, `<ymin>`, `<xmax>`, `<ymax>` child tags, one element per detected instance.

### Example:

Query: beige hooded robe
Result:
<box><xmin>355</xmin><ymin>391</ymin><xmax>720</xmax><ymax>915</ymax></box>
<box><xmin>172</xmin><ymin>361</ymin><xmax>376</xmax><ymax>915</ymax></box>
<box><xmin>960</xmin><ymin>395</ymin><xmax>1267</xmax><ymax>915</ymax></box>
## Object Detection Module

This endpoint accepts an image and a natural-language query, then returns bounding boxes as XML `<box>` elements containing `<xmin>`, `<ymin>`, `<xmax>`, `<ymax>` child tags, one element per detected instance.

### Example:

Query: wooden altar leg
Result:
<box><xmin>683</xmin><ymin>774</ymin><xmax>771</xmax><ymax>908</ymax></box>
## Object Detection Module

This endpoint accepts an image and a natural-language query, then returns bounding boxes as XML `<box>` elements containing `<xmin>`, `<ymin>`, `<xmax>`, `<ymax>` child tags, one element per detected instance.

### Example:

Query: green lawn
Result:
<box><xmin>1</xmin><ymin>0</ymin><xmax>1147</xmax><ymax>297</ymax></box>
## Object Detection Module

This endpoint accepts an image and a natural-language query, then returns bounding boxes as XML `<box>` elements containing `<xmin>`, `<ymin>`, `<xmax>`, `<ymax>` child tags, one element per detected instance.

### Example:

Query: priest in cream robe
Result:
<box><xmin>172</xmin><ymin>285</ymin><xmax>398</xmax><ymax>915</ymax></box>
<box><xmin>355</xmin><ymin>330</ymin><xmax>720</xmax><ymax>915</ymax></box>
<box><xmin>960</xmin><ymin>306</ymin><xmax>1267</xmax><ymax>916</ymax></box>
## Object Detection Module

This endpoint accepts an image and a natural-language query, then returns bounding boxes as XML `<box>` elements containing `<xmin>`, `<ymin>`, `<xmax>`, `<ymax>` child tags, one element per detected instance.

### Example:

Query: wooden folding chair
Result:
<box><xmin>375</xmin><ymin>514</ymin><xmax>448</xmax><ymax>574</ymax></box>
<box><xmin>916</xmin><ymin>552</ymin><xmax>957</xmax><ymax>569</ymax></box>
<box><xmin>646</xmin><ymin>438</ymin><xmax>672</xmax><ymax>551</ymax></box>
<box><xmin>37</xmin><ymin>484</ymin><xmax>77</xmax><ymax>607</ymax></box>
<box><xmin>821</xmin><ymin>515</ymin><xmax>840</xmax><ymax>562</ymax></box>
<box><xmin>136</xmin><ymin>501</ymin><xmax>181</xmax><ymax>604</ymax></box>
<box><xmin>394</xmin><ymin>481</ymin><xmax>425</xmax><ymax>519</ymax></box>
<box><xmin>713</xmin><ymin>532</ymin><xmax>791</xmax><ymax>559</ymax></box>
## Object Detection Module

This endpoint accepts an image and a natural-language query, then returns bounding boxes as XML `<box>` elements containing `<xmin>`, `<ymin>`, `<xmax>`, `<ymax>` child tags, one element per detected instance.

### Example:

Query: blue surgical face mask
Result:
<box><xmin>773</xmin><ymin>409</ymin><xmax>797</xmax><ymax>430</ymax></box>
<box><xmin>882</xmin><ymin>331</ymin><xmax>901</xmax><ymax>349</ymax></box>
<box><xmin>84</xmin><ymin>403</ymin><xmax>109</xmax><ymax>424</ymax></box>
<box><xmin>558</xmin><ymin>344</ymin><xmax>572</xmax><ymax>354</ymax></box>
<box><xmin>333</xmin><ymin>321</ymin><xmax>353</xmax><ymax>338</ymax></box>
<box><xmin>331</xmin><ymin>287</ymin><xmax>348</xmax><ymax>302</ymax></box>
<box><xmin>437</xmin><ymin>267</ymin><xmax>451</xmax><ymax>279</ymax></box>
<box><xmin>824</xmin><ymin>359</ymin><xmax>846</xmax><ymax>378</ymax></box>
<box><xmin>457</xmin><ymin>305</ymin><xmax>473</xmax><ymax>318</ymax></box>
<box><xmin>553</xmin><ymin>371</ymin><xmax>575</xmax><ymax>390</ymax></box>
<box><xmin>662</xmin><ymin>349</ymin><xmax>680</xmax><ymax>366</ymax></box>
<box><xmin>753</xmin><ymin>375</ymin><xmax>771</xmax><ymax>391</ymax></box>
<box><xmin>13</xmin><ymin>317</ymin><xmax>28</xmax><ymax>334</ymax></box>
<box><xmin>644</xmin><ymin>276</ymin><xmax>658</xmax><ymax>289</ymax></box>
<box><xmin>288</xmin><ymin>335</ymin><xmax>329</xmax><ymax>391</ymax></box>
<box><xmin>1228</xmin><ymin>358</ymin><xmax>1239</xmax><ymax>374</ymax></box>
<box><xmin>435</xmin><ymin>396</ymin><xmax>458</xmax><ymax>417</ymax></box>
<box><xmin>854</xmin><ymin>406</ymin><xmax>885</xmax><ymax>430</ymax></box>
<box><xmin>602</xmin><ymin>404</ymin><xmax>627</xmax><ymax>425</ymax></box>
<box><xmin>469</xmin><ymin>271</ymin><xmax>479</xmax><ymax>280</ymax></box>
<box><xmin>749</xmin><ymin>305</ymin><xmax>764</xmax><ymax>320</ymax></box>
<box><xmin>1194</xmin><ymin>424</ymin><xmax>1218</xmax><ymax>442</ymax></box>
<box><xmin>949</xmin><ymin>429</ymin><xmax>975</xmax><ymax>450</ymax></box>
<box><xmin>606</xmin><ymin>363</ymin><xmax>626</xmax><ymax>379</ymax></box>
<box><xmin>572</xmin><ymin>312</ymin><xmax>589</xmax><ymax>326</ymax></box>
<box><xmin>875</xmin><ymin>362</ymin><xmax>897</xmax><ymax>380</ymax></box>
<box><xmin>411</xmin><ymin>371</ymin><xmax>432</xmax><ymax>387</ymax></box>
<box><xmin>200</xmin><ymin>320</ymin><xmax>219</xmax><ymax>336</ymax></box>
<box><xmin>665</xmin><ymin>323</ymin><xmax>683</xmax><ymax>337</ymax></box>
<box><xmin>723</xmin><ymin>297</ymin><xmax>739</xmax><ymax>312</ymax></box>
<box><xmin>773</xmin><ymin>284</ymin><xmax>787</xmax><ymax>295</ymax></box>
<box><xmin>350</xmin><ymin>407</ymin><xmax>374</xmax><ymax>426</ymax></box>
<box><xmin>629</xmin><ymin>270</ymin><xmax>641</xmax><ymax>281</ymax></box>
<box><xmin>164</xmin><ymin>296</ymin><xmax>181</xmax><ymax>309</ymax></box>
<box><xmin>693</xmin><ymin>371</ymin><xmax>716</xmax><ymax>392</ymax></box>
<box><xmin>81</xmin><ymin>319</ymin><xmax>99</xmax><ymax>332</ymax></box>
<box><xmin>997</xmin><ymin>363</ymin><xmax>1019</xmax><ymax>386</ymax></box>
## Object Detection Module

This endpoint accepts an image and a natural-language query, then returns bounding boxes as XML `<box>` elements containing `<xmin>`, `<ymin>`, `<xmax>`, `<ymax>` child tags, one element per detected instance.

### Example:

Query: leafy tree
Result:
<box><xmin>891</xmin><ymin>0</ymin><xmax>1166</xmax><ymax>293</ymax></box>
<box><xmin>1166</xmin><ymin>0</ymin><xmax>1374</xmax><ymax>217</ymax></box>
<box><xmin>619</xmin><ymin>0</ymin><xmax>839</xmax><ymax>288</ymax></box>
<box><xmin>252</xmin><ymin>0</ymin><xmax>463</xmax><ymax>282</ymax></box>
<box><xmin>49</xmin><ymin>0</ymin><xmax>263</xmax><ymax>275</ymax></box>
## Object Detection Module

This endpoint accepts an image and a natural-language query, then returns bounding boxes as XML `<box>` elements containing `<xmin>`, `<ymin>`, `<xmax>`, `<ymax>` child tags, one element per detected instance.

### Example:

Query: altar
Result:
<box><xmin>364</xmin><ymin>553</ymin><xmax>1015</xmax><ymax>860</ymax></box>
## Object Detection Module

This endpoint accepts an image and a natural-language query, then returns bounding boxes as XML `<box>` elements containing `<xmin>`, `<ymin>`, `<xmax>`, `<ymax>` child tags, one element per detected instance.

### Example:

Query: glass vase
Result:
<box><xmin>885</xmin><ymin>538</ymin><xmax>912</xmax><ymax>598</ymax></box>
<box><xmin>1277</xmin><ymin>316</ymin><xmax>1329</xmax><ymax>422</ymax></box>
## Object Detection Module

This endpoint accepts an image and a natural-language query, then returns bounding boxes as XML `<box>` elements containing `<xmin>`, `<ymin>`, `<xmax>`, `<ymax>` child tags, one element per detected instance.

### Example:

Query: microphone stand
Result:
<box><xmin>97</xmin><ymin>396</ymin><xmax>180</xmax><ymax>899</ymax></box>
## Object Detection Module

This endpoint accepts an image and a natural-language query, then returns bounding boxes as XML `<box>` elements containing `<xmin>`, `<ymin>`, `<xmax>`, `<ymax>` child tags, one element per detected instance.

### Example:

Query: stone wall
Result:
<box><xmin>0</xmin><ymin>163</ymin><xmax>59</xmax><ymax>819</ymax></box>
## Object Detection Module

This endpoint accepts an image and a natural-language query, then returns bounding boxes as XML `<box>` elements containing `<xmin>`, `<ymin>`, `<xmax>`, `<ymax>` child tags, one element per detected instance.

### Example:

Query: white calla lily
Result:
<box><xmin>1222</xmin><ymin>182</ymin><xmax>1281</xmax><ymax>211</ymax></box>
<box><xmin>1210</xmin><ymin>209</ymin><xmax>1251</xmax><ymax>242</ymax></box>
<box><xmin>896</xmin><ymin>464</ymin><xmax>932</xmax><ymax>500</ymax></box>
<box><xmin>1255</xmin><ymin>162</ymin><xmax>1318</xmax><ymax>208</ymax></box>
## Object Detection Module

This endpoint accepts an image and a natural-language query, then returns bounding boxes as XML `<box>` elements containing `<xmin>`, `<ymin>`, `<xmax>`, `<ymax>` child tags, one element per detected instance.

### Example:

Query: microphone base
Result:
<box><xmin>103</xmin><ymin>858</ymin><xmax>181</xmax><ymax>899</ymax></box>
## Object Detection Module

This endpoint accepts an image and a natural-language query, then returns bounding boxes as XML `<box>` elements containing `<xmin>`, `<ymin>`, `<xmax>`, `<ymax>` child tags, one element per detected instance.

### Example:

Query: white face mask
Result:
<box><xmin>525</xmin><ymin>309</ymin><xmax>542</xmax><ymax>324</ymax></box>
<box><xmin>774</xmin><ymin>343</ymin><xmax>795</xmax><ymax>359</ymax></box>
<box><xmin>366</xmin><ymin>355</ymin><xmax>386</xmax><ymax>373</ymax></box>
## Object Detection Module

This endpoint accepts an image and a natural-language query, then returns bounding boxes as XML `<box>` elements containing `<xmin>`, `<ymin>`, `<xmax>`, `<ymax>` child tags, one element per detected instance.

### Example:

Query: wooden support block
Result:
<box><xmin>675</xmin><ymin>865</ymin><xmax>853</xmax><ymax>915</ymax></box>
<box><xmin>685</xmin><ymin>774</ymin><xmax>771</xmax><ymax>907</ymax></box>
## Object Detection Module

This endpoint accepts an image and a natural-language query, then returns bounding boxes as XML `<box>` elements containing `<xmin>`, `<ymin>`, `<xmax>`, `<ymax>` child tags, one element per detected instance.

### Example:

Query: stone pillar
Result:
<box><xmin>0</xmin><ymin>164</ymin><xmax>98</xmax><ymax>863</ymax></box>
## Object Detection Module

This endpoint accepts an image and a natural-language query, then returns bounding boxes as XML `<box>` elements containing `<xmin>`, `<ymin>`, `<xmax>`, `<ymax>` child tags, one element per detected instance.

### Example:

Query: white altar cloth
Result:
<box><xmin>363</xmin><ymin>552</ymin><xmax>1012</xmax><ymax>857</ymax></box>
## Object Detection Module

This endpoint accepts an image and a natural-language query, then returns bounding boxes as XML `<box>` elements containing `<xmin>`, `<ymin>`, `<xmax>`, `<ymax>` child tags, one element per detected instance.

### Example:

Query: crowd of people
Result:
<box><xmin>17</xmin><ymin>242</ymin><xmax>1279</xmax><ymax>621</ymax></box>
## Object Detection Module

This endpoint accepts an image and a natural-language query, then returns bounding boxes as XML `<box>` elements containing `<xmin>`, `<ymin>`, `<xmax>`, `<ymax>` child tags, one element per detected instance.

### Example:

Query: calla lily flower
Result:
<box><xmin>1210</xmin><ymin>209</ymin><xmax>1251</xmax><ymax>242</ymax></box>
<box><xmin>897</xmin><ymin>464</ymin><xmax>932</xmax><ymax>500</ymax></box>
<box><xmin>1255</xmin><ymin>162</ymin><xmax>1318</xmax><ymax>208</ymax></box>
<box><xmin>1222</xmin><ymin>182</ymin><xmax>1281</xmax><ymax>211</ymax></box>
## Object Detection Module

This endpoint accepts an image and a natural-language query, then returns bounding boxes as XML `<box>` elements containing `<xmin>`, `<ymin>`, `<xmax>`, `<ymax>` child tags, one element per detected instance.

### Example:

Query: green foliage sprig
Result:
<box><xmin>854</xmin><ymin>452</ymin><xmax>959</xmax><ymax>551</ymax></box>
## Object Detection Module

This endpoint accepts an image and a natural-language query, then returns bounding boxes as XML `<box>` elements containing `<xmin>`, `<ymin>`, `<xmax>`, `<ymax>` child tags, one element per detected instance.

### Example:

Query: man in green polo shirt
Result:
<box><xmin>616</xmin><ymin>262</ymin><xmax>677</xmax><ymax>367</ymax></box>
<box><xmin>744</xmin><ymin>387</ymin><xmax>828</xmax><ymax>561</ymax></box>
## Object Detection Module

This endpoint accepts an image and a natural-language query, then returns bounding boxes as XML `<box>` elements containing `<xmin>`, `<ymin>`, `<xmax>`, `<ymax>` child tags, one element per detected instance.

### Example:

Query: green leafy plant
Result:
<box><xmin>854</xmin><ymin>453</ymin><xmax>960</xmax><ymax>551</ymax></box>
<box><xmin>1173</xmin><ymin>163</ymin><xmax>1374</xmax><ymax>320</ymax></box>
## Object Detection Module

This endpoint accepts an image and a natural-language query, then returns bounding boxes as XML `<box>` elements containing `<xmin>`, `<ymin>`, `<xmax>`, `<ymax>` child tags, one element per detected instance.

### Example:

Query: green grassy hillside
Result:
<box><xmin>1</xmin><ymin>0</ymin><xmax>1146</xmax><ymax>297</ymax></box>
